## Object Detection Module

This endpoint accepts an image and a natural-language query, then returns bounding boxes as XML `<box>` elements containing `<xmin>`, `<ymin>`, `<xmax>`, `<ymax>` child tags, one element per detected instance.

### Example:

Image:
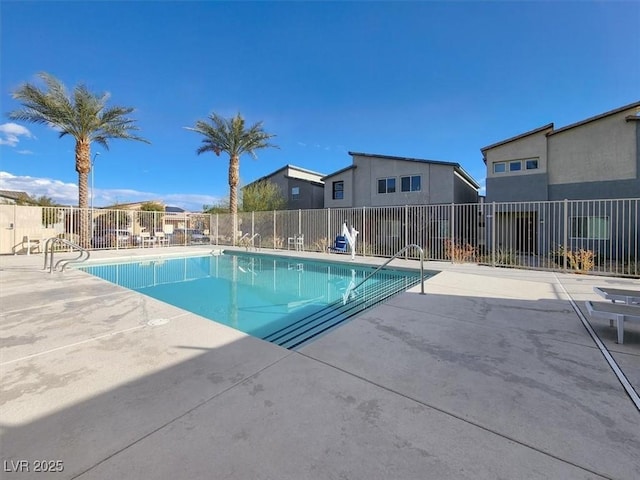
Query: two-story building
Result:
<box><xmin>481</xmin><ymin>101</ymin><xmax>640</xmax><ymax>257</ymax></box>
<box><xmin>482</xmin><ymin>101</ymin><xmax>640</xmax><ymax>202</ymax></box>
<box><xmin>323</xmin><ymin>151</ymin><xmax>479</xmax><ymax>208</ymax></box>
<box><xmin>242</xmin><ymin>164</ymin><xmax>325</xmax><ymax>210</ymax></box>
<box><xmin>322</xmin><ymin>152</ymin><xmax>480</xmax><ymax>252</ymax></box>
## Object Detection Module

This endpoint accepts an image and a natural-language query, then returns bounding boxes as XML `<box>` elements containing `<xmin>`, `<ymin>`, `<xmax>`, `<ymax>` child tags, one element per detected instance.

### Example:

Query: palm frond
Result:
<box><xmin>188</xmin><ymin>112</ymin><xmax>277</xmax><ymax>159</ymax></box>
<box><xmin>9</xmin><ymin>72</ymin><xmax>149</xmax><ymax>146</ymax></box>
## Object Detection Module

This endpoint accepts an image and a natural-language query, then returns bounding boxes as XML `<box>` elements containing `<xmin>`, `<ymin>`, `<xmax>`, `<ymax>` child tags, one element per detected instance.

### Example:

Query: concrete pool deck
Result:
<box><xmin>1</xmin><ymin>246</ymin><xmax>639</xmax><ymax>479</ymax></box>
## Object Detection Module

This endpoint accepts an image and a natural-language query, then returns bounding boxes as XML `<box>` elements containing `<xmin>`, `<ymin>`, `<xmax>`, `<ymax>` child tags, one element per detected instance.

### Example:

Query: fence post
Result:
<box><xmin>563</xmin><ymin>198</ymin><xmax>568</xmax><ymax>272</ymax></box>
<box><xmin>252</xmin><ymin>211</ymin><xmax>255</xmax><ymax>238</ymax></box>
<box><xmin>450</xmin><ymin>203</ymin><xmax>455</xmax><ymax>264</ymax></box>
<box><xmin>327</xmin><ymin>208</ymin><xmax>331</xmax><ymax>249</ymax></box>
<box><xmin>362</xmin><ymin>206</ymin><xmax>366</xmax><ymax>257</ymax></box>
<box><xmin>491</xmin><ymin>202</ymin><xmax>496</xmax><ymax>267</ymax></box>
<box><xmin>215</xmin><ymin>214</ymin><xmax>218</xmax><ymax>246</ymax></box>
<box><xmin>298</xmin><ymin>209</ymin><xmax>302</xmax><ymax>235</ymax></box>
<box><xmin>404</xmin><ymin>205</ymin><xmax>409</xmax><ymax>259</ymax></box>
<box><xmin>273</xmin><ymin>210</ymin><xmax>276</xmax><ymax>250</ymax></box>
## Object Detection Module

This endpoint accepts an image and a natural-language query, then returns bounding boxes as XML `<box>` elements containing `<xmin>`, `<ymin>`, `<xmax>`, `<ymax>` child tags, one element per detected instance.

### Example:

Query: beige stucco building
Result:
<box><xmin>482</xmin><ymin>101</ymin><xmax>640</xmax><ymax>202</ymax></box>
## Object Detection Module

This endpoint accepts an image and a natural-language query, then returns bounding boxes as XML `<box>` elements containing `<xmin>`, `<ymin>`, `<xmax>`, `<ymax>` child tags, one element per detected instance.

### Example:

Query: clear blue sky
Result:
<box><xmin>1</xmin><ymin>1</ymin><xmax>638</xmax><ymax>211</ymax></box>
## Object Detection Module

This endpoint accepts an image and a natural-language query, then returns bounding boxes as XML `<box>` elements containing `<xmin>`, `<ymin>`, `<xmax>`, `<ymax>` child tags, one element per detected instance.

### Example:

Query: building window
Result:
<box><xmin>401</xmin><ymin>175</ymin><xmax>421</xmax><ymax>192</ymax></box>
<box><xmin>291</xmin><ymin>186</ymin><xmax>300</xmax><ymax>200</ymax></box>
<box><xmin>509</xmin><ymin>161</ymin><xmax>522</xmax><ymax>172</ymax></box>
<box><xmin>378</xmin><ymin>177</ymin><xmax>396</xmax><ymax>194</ymax></box>
<box><xmin>570</xmin><ymin>216</ymin><xmax>610</xmax><ymax>240</ymax></box>
<box><xmin>332</xmin><ymin>181</ymin><xmax>344</xmax><ymax>200</ymax></box>
<box><xmin>495</xmin><ymin>158</ymin><xmax>539</xmax><ymax>174</ymax></box>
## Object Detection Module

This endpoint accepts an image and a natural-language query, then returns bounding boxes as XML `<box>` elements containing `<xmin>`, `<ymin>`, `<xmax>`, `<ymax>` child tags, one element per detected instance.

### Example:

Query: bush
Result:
<box><xmin>550</xmin><ymin>245</ymin><xmax>595</xmax><ymax>273</ymax></box>
<box><xmin>444</xmin><ymin>239</ymin><xmax>476</xmax><ymax>263</ymax></box>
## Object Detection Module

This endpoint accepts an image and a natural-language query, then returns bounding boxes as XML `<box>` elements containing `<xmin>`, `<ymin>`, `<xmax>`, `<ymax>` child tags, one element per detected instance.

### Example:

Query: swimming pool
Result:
<box><xmin>81</xmin><ymin>252</ymin><xmax>431</xmax><ymax>348</ymax></box>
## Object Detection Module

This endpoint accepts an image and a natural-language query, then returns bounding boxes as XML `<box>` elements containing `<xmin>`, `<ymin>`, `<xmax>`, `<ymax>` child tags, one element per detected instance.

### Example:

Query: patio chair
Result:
<box><xmin>140</xmin><ymin>232</ymin><xmax>154</xmax><ymax>248</ymax></box>
<box><xmin>22</xmin><ymin>234</ymin><xmax>42</xmax><ymax>255</ymax></box>
<box><xmin>585</xmin><ymin>301</ymin><xmax>640</xmax><ymax>344</ymax></box>
<box><xmin>154</xmin><ymin>232</ymin><xmax>169</xmax><ymax>247</ymax></box>
<box><xmin>329</xmin><ymin>235</ymin><xmax>348</xmax><ymax>254</ymax></box>
<box><xmin>593</xmin><ymin>286</ymin><xmax>640</xmax><ymax>306</ymax></box>
<box><xmin>287</xmin><ymin>234</ymin><xmax>304</xmax><ymax>251</ymax></box>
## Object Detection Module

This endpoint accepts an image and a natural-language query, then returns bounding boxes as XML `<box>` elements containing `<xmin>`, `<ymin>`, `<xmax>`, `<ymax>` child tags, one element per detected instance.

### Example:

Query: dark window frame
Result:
<box><xmin>401</xmin><ymin>175</ymin><xmax>421</xmax><ymax>192</ymax></box>
<box><xmin>378</xmin><ymin>177</ymin><xmax>396</xmax><ymax>194</ymax></box>
<box><xmin>332</xmin><ymin>181</ymin><xmax>344</xmax><ymax>200</ymax></box>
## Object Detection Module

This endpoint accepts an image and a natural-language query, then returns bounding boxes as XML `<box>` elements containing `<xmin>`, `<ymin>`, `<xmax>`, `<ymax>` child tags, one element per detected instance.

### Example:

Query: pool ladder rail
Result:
<box><xmin>352</xmin><ymin>243</ymin><xmax>425</xmax><ymax>295</ymax></box>
<box><xmin>239</xmin><ymin>233</ymin><xmax>261</xmax><ymax>251</ymax></box>
<box><xmin>43</xmin><ymin>237</ymin><xmax>90</xmax><ymax>273</ymax></box>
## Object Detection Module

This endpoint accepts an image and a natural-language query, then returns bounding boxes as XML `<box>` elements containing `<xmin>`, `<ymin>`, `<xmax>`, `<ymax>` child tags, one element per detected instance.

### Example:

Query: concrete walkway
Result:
<box><xmin>1</xmin><ymin>247</ymin><xmax>639</xmax><ymax>479</ymax></box>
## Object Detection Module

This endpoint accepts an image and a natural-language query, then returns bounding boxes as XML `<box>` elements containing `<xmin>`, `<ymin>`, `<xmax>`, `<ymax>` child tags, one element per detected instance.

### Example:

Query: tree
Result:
<box><xmin>16</xmin><ymin>194</ymin><xmax>61</xmax><ymax>226</ymax></box>
<box><xmin>139</xmin><ymin>201</ymin><xmax>165</xmax><ymax>212</ymax></box>
<box><xmin>242</xmin><ymin>180</ymin><xmax>286</xmax><ymax>212</ymax></box>
<box><xmin>9</xmin><ymin>72</ymin><xmax>149</xmax><ymax>247</ymax></box>
<box><xmin>187</xmin><ymin>113</ymin><xmax>277</xmax><ymax>240</ymax></box>
<box><xmin>15</xmin><ymin>194</ymin><xmax>57</xmax><ymax>207</ymax></box>
<box><xmin>94</xmin><ymin>202</ymin><xmax>132</xmax><ymax>232</ymax></box>
<box><xmin>203</xmin><ymin>201</ymin><xmax>230</xmax><ymax>214</ymax></box>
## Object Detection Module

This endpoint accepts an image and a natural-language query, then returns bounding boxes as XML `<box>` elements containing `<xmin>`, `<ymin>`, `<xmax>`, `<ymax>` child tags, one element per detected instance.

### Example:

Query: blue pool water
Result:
<box><xmin>81</xmin><ymin>252</ymin><xmax>429</xmax><ymax>348</ymax></box>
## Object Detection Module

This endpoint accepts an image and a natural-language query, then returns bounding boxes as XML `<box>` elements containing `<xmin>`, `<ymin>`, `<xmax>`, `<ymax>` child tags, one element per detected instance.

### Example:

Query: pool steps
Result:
<box><xmin>262</xmin><ymin>274</ymin><xmax>424</xmax><ymax>349</ymax></box>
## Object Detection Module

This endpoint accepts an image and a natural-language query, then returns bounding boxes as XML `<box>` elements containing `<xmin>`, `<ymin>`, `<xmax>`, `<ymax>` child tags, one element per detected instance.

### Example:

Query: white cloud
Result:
<box><xmin>0</xmin><ymin>171</ymin><xmax>219</xmax><ymax>211</ymax></box>
<box><xmin>17</xmin><ymin>150</ymin><xmax>34</xmax><ymax>155</ymax></box>
<box><xmin>0</xmin><ymin>171</ymin><xmax>77</xmax><ymax>204</ymax></box>
<box><xmin>163</xmin><ymin>193</ymin><xmax>220</xmax><ymax>211</ymax></box>
<box><xmin>0</xmin><ymin>123</ymin><xmax>33</xmax><ymax>147</ymax></box>
<box><xmin>298</xmin><ymin>141</ymin><xmax>346</xmax><ymax>152</ymax></box>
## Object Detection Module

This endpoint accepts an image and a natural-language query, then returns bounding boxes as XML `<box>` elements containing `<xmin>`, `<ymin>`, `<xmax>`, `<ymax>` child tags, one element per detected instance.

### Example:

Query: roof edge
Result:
<box><xmin>547</xmin><ymin>101</ymin><xmax>640</xmax><ymax>136</ymax></box>
<box><xmin>321</xmin><ymin>165</ymin><xmax>356</xmax><ymax>180</ymax></box>
<box><xmin>348</xmin><ymin>151</ymin><xmax>460</xmax><ymax>167</ymax></box>
<box><xmin>480</xmin><ymin>123</ymin><xmax>554</xmax><ymax>153</ymax></box>
<box><xmin>244</xmin><ymin>164</ymin><xmax>327</xmax><ymax>188</ymax></box>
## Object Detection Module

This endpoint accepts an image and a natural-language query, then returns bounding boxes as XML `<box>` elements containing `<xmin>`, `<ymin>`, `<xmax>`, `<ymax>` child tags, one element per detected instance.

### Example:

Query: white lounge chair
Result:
<box><xmin>585</xmin><ymin>301</ymin><xmax>640</xmax><ymax>344</ymax></box>
<box><xmin>287</xmin><ymin>234</ymin><xmax>304</xmax><ymax>251</ymax></box>
<box><xmin>23</xmin><ymin>234</ymin><xmax>42</xmax><ymax>255</ymax></box>
<box><xmin>154</xmin><ymin>232</ymin><xmax>169</xmax><ymax>247</ymax></box>
<box><xmin>593</xmin><ymin>286</ymin><xmax>640</xmax><ymax>305</ymax></box>
<box><xmin>140</xmin><ymin>232</ymin><xmax>154</xmax><ymax>248</ymax></box>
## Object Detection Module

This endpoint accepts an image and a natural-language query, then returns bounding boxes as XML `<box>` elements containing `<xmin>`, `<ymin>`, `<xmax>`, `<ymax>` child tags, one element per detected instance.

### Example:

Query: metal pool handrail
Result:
<box><xmin>43</xmin><ymin>237</ymin><xmax>90</xmax><ymax>273</ymax></box>
<box><xmin>351</xmin><ymin>244</ymin><xmax>425</xmax><ymax>295</ymax></box>
<box><xmin>250</xmin><ymin>233</ymin><xmax>261</xmax><ymax>251</ymax></box>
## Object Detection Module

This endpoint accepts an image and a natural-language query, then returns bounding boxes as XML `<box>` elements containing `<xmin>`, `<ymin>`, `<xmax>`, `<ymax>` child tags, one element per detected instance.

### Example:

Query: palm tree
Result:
<box><xmin>9</xmin><ymin>72</ymin><xmax>149</xmax><ymax>247</ymax></box>
<box><xmin>188</xmin><ymin>113</ymin><xmax>277</xmax><ymax>241</ymax></box>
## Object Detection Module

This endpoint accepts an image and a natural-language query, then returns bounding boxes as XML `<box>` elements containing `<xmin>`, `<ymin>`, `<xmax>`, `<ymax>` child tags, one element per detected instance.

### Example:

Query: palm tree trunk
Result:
<box><xmin>76</xmin><ymin>141</ymin><xmax>91</xmax><ymax>248</ymax></box>
<box><xmin>228</xmin><ymin>154</ymin><xmax>239</xmax><ymax>243</ymax></box>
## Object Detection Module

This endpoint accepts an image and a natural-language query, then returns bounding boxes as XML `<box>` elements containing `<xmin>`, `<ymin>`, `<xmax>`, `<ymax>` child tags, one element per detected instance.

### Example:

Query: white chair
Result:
<box><xmin>140</xmin><ymin>232</ymin><xmax>154</xmax><ymax>248</ymax></box>
<box><xmin>155</xmin><ymin>232</ymin><xmax>169</xmax><ymax>247</ymax></box>
<box><xmin>287</xmin><ymin>234</ymin><xmax>304</xmax><ymax>251</ymax></box>
<box><xmin>23</xmin><ymin>235</ymin><xmax>42</xmax><ymax>255</ymax></box>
